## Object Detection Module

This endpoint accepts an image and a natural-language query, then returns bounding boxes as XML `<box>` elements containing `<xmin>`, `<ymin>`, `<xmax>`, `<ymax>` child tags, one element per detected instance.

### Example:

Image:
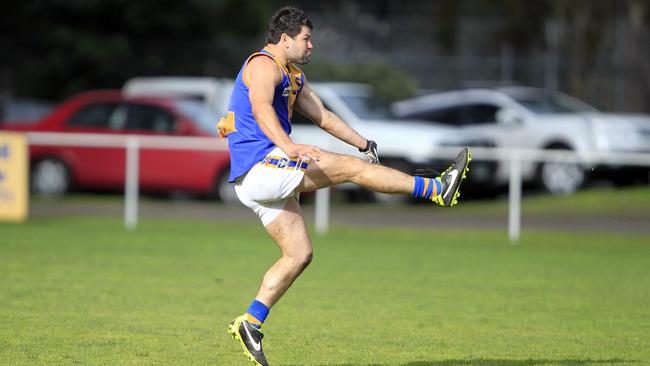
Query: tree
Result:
<box><xmin>0</xmin><ymin>0</ymin><xmax>268</xmax><ymax>100</ymax></box>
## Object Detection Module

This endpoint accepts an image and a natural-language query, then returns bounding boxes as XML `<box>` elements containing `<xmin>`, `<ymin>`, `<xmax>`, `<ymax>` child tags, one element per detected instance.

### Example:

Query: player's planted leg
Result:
<box><xmin>255</xmin><ymin>198</ymin><xmax>313</xmax><ymax>307</ymax></box>
<box><xmin>227</xmin><ymin>198</ymin><xmax>312</xmax><ymax>366</ymax></box>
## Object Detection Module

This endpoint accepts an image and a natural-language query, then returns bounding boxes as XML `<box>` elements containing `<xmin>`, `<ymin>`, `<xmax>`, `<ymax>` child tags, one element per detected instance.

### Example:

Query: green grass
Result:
<box><xmin>446</xmin><ymin>186</ymin><xmax>650</xmax><ymax>216</ymax></box>
<box><xmin>34</xmin><ymin>186</ymin><xmax>650</xmax><ymax>216</ymax></box>
<box><xmin>1</xmin><ymin>217</ymin><xmax>649</xmax><ymax>365</ymax></box>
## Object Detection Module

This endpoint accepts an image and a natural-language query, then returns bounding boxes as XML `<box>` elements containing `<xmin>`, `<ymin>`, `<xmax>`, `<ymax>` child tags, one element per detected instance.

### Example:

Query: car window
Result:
<box><xmin>173</xmin><ymin>100</ymin><xmax>218</xmax><ymax>135</ymax></box>
<box><xmin>410</xmin><ymin>106</ymin><xmax>464</xmax><ymax>126</ymax></box>
<box><xmin>508</xmin><ymin>91</ymin><xmax>598</xmax><ymax>114</ymax></box>
<box><xmin>125</xmin><ymin>103</ymin><xmax>176</xmax><ymax>133</ymax></box>
<box><xmin>66</xmin><ymin>102</ymin><xmax>120</xmax><ymax>128</ymax></box>
<box><xmin>408</xmin><ymin>104</ymin><xmax>499</xmax><ymax>126</ymax></box>
<box><xmin>462</xmin><ymin>104</ymin><xmax>499</xmax><ymax>125</ymax></box>
<box><xmin>341</xmin><ymin>95</ymin><xmax>393</xmax><ymax>120</ymax></box>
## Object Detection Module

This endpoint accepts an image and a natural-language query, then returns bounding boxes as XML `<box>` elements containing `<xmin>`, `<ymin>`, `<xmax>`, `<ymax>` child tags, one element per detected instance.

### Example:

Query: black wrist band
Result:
<box><xmin>359</xmin><ymin>140</ymin><xmax>370</xmax><ymax>153</ymax></box>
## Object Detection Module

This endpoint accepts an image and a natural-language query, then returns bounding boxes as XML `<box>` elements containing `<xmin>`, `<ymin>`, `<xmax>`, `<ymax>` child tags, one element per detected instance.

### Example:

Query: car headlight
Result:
<box><xmin>592</xmin><ymin>117</ymin><xmax>638</xmax><ymax>150</ymax></box>
<box><xmin>591</xmin><ymin>117</ymin><xmax>611</xmax><ymax>150</ymax></box>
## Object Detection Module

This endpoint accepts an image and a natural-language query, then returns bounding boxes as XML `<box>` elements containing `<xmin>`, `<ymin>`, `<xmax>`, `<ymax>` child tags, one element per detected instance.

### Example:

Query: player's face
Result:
<box><xmin>287</xmin><ymin>26</ymin><xmax>312</xmax><ymax>65</ymax></box>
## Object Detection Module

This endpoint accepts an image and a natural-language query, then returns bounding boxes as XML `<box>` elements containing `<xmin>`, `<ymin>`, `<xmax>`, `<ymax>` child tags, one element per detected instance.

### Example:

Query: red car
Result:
<box><xmin>1</xmin><ymin>90</ymin><xmax>234</xmax><ymax>201</ymax></box>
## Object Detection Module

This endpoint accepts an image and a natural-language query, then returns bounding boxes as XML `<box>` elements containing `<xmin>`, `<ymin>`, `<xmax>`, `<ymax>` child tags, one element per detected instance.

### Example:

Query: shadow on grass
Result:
<box><xmin>286</xmin><ymin>359</ymin><xmax>637</xmax><ymax>366</ymax></box>
<box><xmin>402</xmin><ymin>359</ymin><xmax>637</xmax><ymax>366</ymax></box>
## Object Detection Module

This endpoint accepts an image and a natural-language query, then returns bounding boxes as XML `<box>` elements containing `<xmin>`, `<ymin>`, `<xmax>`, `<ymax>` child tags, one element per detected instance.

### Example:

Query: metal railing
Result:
<box><xmin>27</xmin><ymin>132</ymin><xmax>227</xmax><ymax>229</ymax></box>
<box><xmin>25</xmin><ymin>132</ymin><xmax>650</xmax><ymax>242</ymax></box>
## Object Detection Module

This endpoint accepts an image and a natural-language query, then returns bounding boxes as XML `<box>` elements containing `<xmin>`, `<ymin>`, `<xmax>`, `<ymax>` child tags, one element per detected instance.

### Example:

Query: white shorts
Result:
<box><xmin>234</xmin><ymin>147</ymin><xmax>308</xmax><ymax>226</ymax></box>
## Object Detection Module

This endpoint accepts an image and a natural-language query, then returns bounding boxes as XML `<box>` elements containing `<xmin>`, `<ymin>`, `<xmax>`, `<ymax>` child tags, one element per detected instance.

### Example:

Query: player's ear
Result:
<box><xmin>280</xmin><ymin>33</ymin><xmax>291</xmax><ymax>47</ymax></box>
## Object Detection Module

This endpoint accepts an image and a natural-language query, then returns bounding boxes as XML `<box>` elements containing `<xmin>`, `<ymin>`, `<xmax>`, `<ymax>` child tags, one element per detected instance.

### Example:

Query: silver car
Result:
<box><xmin>393</xmin><ymin>87</ymin><xmax>650</xmax><ymax>195</ymax></box>
<box><xmin>291</xmin><ymin>82</ymin><xmax>485</xmax><ymax>202</ymax></box>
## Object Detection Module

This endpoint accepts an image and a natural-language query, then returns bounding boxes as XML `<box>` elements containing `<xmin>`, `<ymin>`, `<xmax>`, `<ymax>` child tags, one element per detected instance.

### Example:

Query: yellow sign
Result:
<box><xmin>0</xmin><ymin>132</ymin><xmax>29</xmax><ymax>222</ymax></box>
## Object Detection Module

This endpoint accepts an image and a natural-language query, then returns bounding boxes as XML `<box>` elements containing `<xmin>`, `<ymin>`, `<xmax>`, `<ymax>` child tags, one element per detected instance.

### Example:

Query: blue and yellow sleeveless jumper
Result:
<box><xmin>220</xmin><ymin>47</ymin><xmax>305</xmax><ymax>182</ymax></box>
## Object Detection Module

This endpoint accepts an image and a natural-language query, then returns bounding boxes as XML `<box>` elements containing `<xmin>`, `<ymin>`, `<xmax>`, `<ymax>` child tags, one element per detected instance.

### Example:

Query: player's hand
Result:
<box><xmin>283</xmin><ymin>143</ymin><xmax>322</xmax><ymax>162</ymax></box>
<box><xmin>359</xmin><ymin>140</ymin><xmax>380</xmax><ymax>164</ymax></box>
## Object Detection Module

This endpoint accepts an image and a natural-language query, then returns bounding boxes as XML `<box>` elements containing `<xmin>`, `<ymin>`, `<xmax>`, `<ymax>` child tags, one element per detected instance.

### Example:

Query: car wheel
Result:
<box><xmin>31</xmin><ymin>158</ymin><xmax>71</xmax><ymax>196</ymax></box>
<box><xmin>215</xmin><ymin>167</ymin><xmax>239</xmax><ymax>204</ymax></box>
<box><xmin>539</xmin><ymin>159</ymin><xmax>585</xmax><ymax>195</ymax></box>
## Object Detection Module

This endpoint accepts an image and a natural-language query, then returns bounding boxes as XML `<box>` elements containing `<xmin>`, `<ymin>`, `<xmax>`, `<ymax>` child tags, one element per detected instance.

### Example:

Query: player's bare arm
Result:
<box><xmin>247</xmin><ymin>56</ymin><xmax>322</xmax><ymax>161</ymax></box>
<box><xmin>295</xmin><ymin>80</ymin><xmax>368</xmax><ymax>151</ymax></box>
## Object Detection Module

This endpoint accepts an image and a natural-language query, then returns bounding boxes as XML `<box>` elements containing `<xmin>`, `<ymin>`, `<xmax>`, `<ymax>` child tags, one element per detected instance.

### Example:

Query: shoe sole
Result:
<box><xmin>227</xmin><ymin>318</ymin><xmax>264</xmax><ymax>366</ymax></box>
<box><xmin>452</xmin><ymin>149</ymin><xmax>472</xmax><ymax>206</ymax></box>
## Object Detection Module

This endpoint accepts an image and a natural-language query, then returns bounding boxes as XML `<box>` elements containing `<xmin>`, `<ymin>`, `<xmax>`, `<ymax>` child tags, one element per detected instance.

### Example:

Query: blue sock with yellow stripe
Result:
<box><xmin>246</xmin><ymin>299</ymin><xmax>269</xmax><ymax>329</ymax></box>
<box><xmin>412</xmin><ymin>176</ymin><xmax>441</xmax><ymax>200</ymax></box>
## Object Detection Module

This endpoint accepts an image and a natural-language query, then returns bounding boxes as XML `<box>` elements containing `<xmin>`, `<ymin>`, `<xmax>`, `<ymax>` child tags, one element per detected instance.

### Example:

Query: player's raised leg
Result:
<box><xmin>298</xmin><ymin>147</ymin><xmax>471</xmax><ymax>207</ymax></box>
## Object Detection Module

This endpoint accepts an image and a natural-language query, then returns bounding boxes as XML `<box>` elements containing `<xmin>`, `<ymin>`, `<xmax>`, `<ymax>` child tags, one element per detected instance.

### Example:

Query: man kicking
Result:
<box><xmin>219</xmin><ymin>6</ymin><xmax>470</xmax><ymax>366</ymax></box>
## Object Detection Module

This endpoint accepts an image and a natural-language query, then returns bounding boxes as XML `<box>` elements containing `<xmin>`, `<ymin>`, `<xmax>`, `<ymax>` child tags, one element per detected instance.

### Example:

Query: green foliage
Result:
<box><xmin>0</xmin><ymin>0</ymin><xmax>269</xmax><ymax>100</ymax></box>
<box><xmin>431</xmin><ymin>1</ymin><xmax>460</xmax><ymax>52</ymax></box>
<box><xmin>303</xmin><ymin>61</ymin><xmax>418</xmax><ymax>102</ymax></box>
<box><xmin>1</xmin><ymin>214</ymin><xmax>649</xmax><ymax>364</ymax></box>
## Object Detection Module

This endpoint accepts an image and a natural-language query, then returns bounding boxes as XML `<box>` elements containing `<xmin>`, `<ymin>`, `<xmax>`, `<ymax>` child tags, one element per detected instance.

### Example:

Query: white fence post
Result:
<box><xmin>508</xmin><ymin>152</ymin><xmax>522</xmax><ymax>244</ymax></box>
<box><xmin>124</xmin><ymin>137</ymin><xmax>140</xmax><ymax>230</ymax></box>
<box><xmin>315</xmin><ymin>187</ymin><xmax>330</xmax><ymax>234</ymax></box>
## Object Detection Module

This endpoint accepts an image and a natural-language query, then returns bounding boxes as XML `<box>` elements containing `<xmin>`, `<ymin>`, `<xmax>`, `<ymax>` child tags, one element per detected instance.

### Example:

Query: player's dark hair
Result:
<box><xmin>266</xmin><ymin>6</ymin><xmax>313</xmax><ymax>44</ymax></box>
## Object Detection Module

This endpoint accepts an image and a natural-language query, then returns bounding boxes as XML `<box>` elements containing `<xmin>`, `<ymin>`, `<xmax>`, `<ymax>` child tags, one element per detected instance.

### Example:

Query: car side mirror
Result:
<box><xmin>496</xmin><ymin>108</ymin><xmax>523</xmax><ymax>126</ymax></box>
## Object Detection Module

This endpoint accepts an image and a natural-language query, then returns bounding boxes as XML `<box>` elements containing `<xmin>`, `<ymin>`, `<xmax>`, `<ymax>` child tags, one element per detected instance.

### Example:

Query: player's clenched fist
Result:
<box><xmin>359</xmin><ymin>139</ymin><xmax>380</xmax><ymax>164</ymax></box>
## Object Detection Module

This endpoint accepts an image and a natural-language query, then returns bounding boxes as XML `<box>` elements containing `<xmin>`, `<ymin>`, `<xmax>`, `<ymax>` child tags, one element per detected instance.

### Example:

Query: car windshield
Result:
<box><xmin>509</xmin><ymin>90</ymin><xmax>598</xmax><ymax>114</ymax></box>
<box><xmin>340</xmin><ymin>93</ymin><xmax>394</xmax><ymax>120</ymax></box>
<box><xmin>174</xmin><ymin>100</ymin><xmax>218</xmax><ymax>135</ymax></box>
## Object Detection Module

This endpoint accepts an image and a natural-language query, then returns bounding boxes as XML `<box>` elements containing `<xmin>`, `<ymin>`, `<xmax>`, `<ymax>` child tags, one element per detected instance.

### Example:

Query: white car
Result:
<box><xmin>123</xmin><ymin>77</ymin><xmax>234</xmax><ymax>117</ymax></box>
<box><xmin>393</xmin><ymin>87</ymin><xmax>650</xmax><ymax>194</ymax></box>
<box><xmin>290</xmin><ymin>82</ymin><xmax>494</xmax><ymax>201</ymax></box>
<box><xmin>292</xmin><ymin>83</ymin><xmax>464</xmax><ymax>164</ymax></box>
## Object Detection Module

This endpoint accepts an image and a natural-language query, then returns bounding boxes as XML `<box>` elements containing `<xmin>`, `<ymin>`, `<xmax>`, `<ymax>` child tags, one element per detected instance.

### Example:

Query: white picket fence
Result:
<box><xmin>26</xmin><ymin>132</ymin><xmax>650</xmax><ymax>242</ymax></box>
<box><xmin>27</xmin><ymin>132</ymin><xmax>227</xmax><ymax>230</ymax></box>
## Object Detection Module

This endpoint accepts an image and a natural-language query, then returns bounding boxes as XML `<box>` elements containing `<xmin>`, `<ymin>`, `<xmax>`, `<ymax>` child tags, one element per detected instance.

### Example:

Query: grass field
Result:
<box><xmin>1</xmin><ymin>202</ymin><xmax>650</xmax><ymax>365</ymax></box>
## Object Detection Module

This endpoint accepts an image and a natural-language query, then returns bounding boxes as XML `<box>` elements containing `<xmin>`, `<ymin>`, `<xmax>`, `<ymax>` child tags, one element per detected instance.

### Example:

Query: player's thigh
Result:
<box><xmin>264</xmin><ymin>198</ymin><xmax>312</xmax><ymax>259</ymax></box>
<box><xmin>297</xmin><ymin>150</ymin><xmax>363</xmax><ymax>192</ymax></box>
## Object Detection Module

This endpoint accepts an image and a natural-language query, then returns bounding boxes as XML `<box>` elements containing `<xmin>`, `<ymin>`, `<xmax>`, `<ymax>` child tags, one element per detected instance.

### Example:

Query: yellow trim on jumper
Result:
<box><xmin>259</xmin><ymin>47</ymin><xmax>304</xmax><ymax>120</ymax></box>
<box><xmin>216</xmin><ymin>111</ymin><xmax>236</xmax><ymax>139</ymax></box>
<box><xmin>241</xmin><ymin>52</ymin><xmax>276</xmax><ymax>88</ymax></box>
<box><xmin>242</xmin><ymin>47</ymin><xmax>304</xmax><ymax>120</ymax></box>
<box><xmin>286</xmin><ymin>63</ymin><xmax>304</xmax><ymax>120</ymax></box>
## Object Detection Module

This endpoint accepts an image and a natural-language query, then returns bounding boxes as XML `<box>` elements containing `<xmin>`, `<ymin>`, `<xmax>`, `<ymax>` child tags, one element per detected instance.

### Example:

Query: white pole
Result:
<box><xmin>508</xmin><ymin>153</ymin><xmax>522</xmax><ymax>243</ymax></box>
<box><xmin>125</xmin><ymin>137</ymin><xmax>140</xmax><ymax>230</ymax></box>
<box><xmin>315</xmin><ymin>187</ymin><xmax>330</xmax><ymax>234</ymax></box>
